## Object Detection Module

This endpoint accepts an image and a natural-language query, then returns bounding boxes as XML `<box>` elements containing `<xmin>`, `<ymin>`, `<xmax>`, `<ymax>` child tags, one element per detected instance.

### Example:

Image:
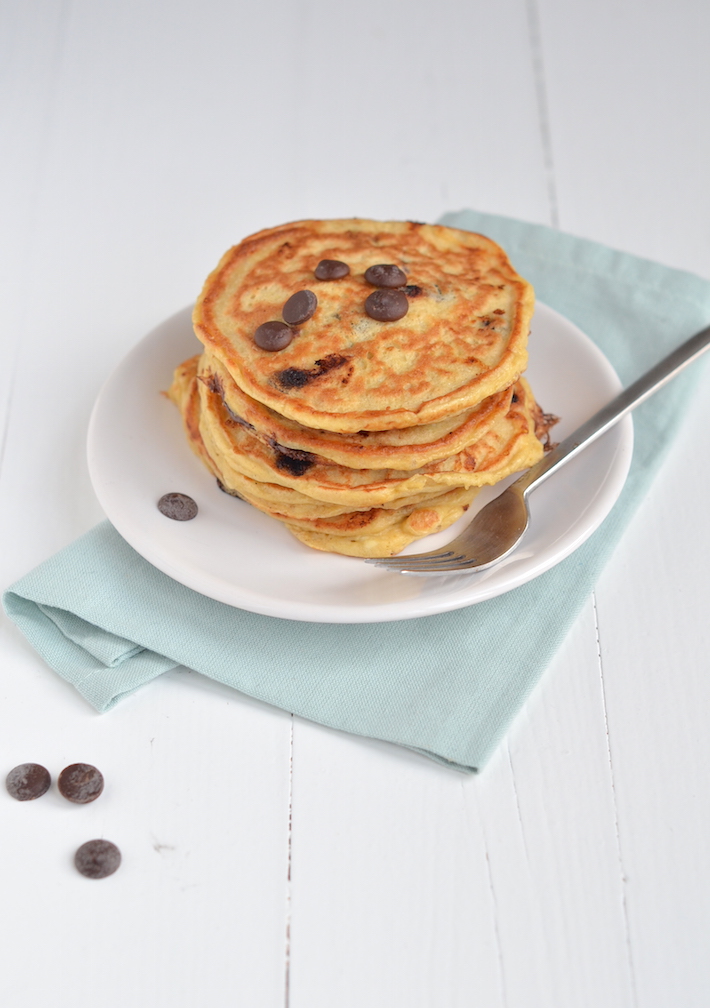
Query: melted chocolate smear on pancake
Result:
<box><xmin>402</xmin><ymin>285</ymin><xmax>423</xmax><ymax>297</ymax></box>
<box><xmin>272</xmin><ymin>451</ymin><xmax>314</xmax><ymax>477</ymax></box>
<box><xmin>222</xmin><ymin>401</ymin><xmax>257</xmax><ymax>433</ymax></box>
<box><xmin>531</xmin><ymin>402</ymin><xmax>561</xmax><ymax>451</ymax></box>
<box><xmin>202</xmin><ymin>372</ymin><xmax>258</xmax><ymax>433</ymax></box>
<box><xmin>200</xmin><ymin>372</ymin><xmax>224</xmax><ymax>396</ymax></box>
<box><xmin>269</xmin><ymin>438</ymin><xmax>318</xmax><ymax>477</ymax></box>
<box><xmin>275</xmin><ymin>354</ymin><xmax>350</xmax><ymax>389</ymax></box>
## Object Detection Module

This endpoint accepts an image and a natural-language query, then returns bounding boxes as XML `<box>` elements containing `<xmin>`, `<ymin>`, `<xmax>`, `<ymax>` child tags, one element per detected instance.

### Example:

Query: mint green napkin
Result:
<box><xmin>5</xmin><ymin>212</ymin><xmax>710</xmax><ymax>772</ymax></box>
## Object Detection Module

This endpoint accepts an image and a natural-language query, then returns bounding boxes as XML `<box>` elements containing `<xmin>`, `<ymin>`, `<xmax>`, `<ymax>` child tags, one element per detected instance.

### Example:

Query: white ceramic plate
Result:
<box><xmin>87</xmin><ymin>303</ymin><xmax>633</xmax><ymax>623</ymax></box>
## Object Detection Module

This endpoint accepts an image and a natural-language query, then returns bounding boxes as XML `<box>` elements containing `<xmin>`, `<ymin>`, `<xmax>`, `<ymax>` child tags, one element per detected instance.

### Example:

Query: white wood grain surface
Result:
<box><xmin>1</xmin><ymin>1</ymin><xmax>709</xmax><ymax>1005</ymax></box>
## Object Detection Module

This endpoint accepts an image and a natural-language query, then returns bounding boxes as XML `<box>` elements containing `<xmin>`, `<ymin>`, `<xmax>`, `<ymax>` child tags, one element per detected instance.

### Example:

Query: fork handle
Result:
<box><xmin>514</xmin><ymin>321</ymin><xmax>710</xmax><ymax>496</ymax></box>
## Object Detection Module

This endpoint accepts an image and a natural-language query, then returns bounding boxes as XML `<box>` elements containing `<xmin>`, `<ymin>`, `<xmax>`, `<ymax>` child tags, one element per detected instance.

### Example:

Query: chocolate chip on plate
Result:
<box><xmin>364</xmin><ymin>289</ymin><xmax>409</xmax><ymax>322</ymax></box>
<box><xmin>74</xmin><ymin>839</ymin><xmax>121</xmax><ymax>879</ymax></box>
<box><xmin>364</xmin><ymin>264</ymin><xmax>407</xmax><ymax>288</ymax></box>
<box><xmin>157</xmin><ymin>492</ymin><xmax>198</xmax><ymax>521</ymax></box>
<box><xmin>58</xmin><ymin>763</ymin><xmax>104</xmax><ymax>804</ymax></box>
<box><xmin>254</xmin><ymin>320</ymin><xmax>294</xmax><ymax>351</ymax></box>
<box><xmin>282</xmin><ymin>290</ymin><xmax>317</xmax><ymax>326</ymax></box>
<box><xmin>314</xmin><ymin>259</ymin><xmax>350</xmax><ymax>280</ymax></box>
<box><xmin>5</xmin><ymin>763</ymin><xmax>51</xmax><ymax>801</ymax></box>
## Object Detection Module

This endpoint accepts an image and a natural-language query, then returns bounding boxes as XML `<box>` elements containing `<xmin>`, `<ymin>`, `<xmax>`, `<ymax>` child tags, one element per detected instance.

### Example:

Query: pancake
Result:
<box><xmin>167</xmin><ymin>356</ymin><xmax>457</xmax><ymax>520</ymax></box>
<box><xmin>191</xmin><ymin>359</ymin><xmax>546</xmax><ymax>509</ymax></box>
<box><xmin>199</xmin><ymin>351</ymin><xmax>515</xmax><ymax>471</ymax></box>
<box><xmin>264</xmin><ymin>485</ymin><xmax>476</xmax><ymax>538</ymax></box>
<box><xmin>193</xmin><ymin>219</ymin><xmax>534</xmax><ymax>432</ymax></box>
<box><xmin>167</xmin><ymin>356</ymin><xmax>480</xmax><ymax>556</ymax></box>
<box><xmin>282</xmin><ymin>486</ymin><xmax>480</xmax><ymax>558</ymax></box>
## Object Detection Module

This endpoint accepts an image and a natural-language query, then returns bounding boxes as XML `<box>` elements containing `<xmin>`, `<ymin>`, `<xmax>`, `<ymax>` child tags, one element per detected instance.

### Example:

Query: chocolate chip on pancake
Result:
<box><xmin>254</xmin><ymin>320</ymin><xmax>293</xmax><ymax>351</ymax></box>
<box><xmin>364</xmin><ymin>264</ymin><xmax>407</xmax><ymax>288</ymax></box>
<box><xmin>275</xmin><ymin>354</ymin><xmax>350</xmax><ymax>389</ymax></box>
<box><xmin>5</xmin><ymin>763</ymin><xmax>51</xmax><ymax>801</ymax></box>
<box><xmin>276</xmin><ymin>367</ymin><xmax>311</xmax><ymax>389</ymax></box>
<box><xmin>74</xmin><ymin>839</ymin><xmax>121</xmax><ymax>879</ymax></box>
<box><xmin>365</xmin><ymin>289</ymin><xmax>409</xmax><ymax>322</ymax></box>
<box><xmin>314</xmin><ymin>259</ymin><xmax>350</xmax><ymax>280</ymax></box>
<box><xmin>283</xmin><ymin>290</ymin><xmax>317</xmax><ymax>325</ymax></box>
<box><xmin>402</xmin><ymin>285</ymin><xmax>423</xmax><ymax>297</ymax></box>
<box><xmin>217</xmin><ymin>479</ymin><xmax>244</xmax><ymax>499</ymax></box>
<box><xmin>275</xmin><ymin>453</ymin><xmax>315</xmax><ymax>477</ymax></box>
<box><xmin>157</xmin><ymin>492</ymin><xmax>198</xmax><ymax>520</ymax></box>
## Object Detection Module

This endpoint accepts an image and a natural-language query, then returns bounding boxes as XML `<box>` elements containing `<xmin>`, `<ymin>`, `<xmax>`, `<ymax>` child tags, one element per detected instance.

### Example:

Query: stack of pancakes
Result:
<box><xmin>168</xmin><ymin>219</ymin><xmax>557</xmax><ymax>557</ymax></box>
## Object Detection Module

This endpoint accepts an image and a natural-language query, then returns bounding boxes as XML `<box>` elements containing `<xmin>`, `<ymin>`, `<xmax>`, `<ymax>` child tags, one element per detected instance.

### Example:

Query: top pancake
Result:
<box><xmin>193</xmin><ymin>219</ymin><xmax>534</xmax><ymax>433</ymax></box>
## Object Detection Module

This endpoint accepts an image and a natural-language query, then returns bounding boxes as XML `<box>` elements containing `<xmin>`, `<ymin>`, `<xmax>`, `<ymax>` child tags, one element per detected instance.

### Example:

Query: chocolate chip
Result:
<box><xmin>402</xmin><ymin>285</ymin><xmax>423</xmax><ymax>297</ymax></box>
<box><xmin>58</xmin><ymin>764</ymin><xmax>104</xmax><ymax>804</ymax></box>
<box><xmin>275</xmin><ymin>354</ymin><xmax>349</xmax><ymax>389</ymax></box>
<box><xmin>216</xmin><ymin>479</ymin><xmax>243</xmax><ymax>500</ymax></box>
<box><xmin>222</xmin><ymin>403</ymin><xmax>256</xmax><ymax>432</ymax></box>
<box><xmin>5</xmin><ymin>763</ymin><xmax>51</xmax><ymax>801</ymax></box>
<box><xmin>254</xmin><ymin>320</ymin><xmax>293</xmax><ymax>351</ymax></box>
<box><xmin>364</xmin><ymin>264</ymin><xmax>407</xmax><ymax>288</ymax></box>
<box><xmin>157</xmin><ymin>492</ymin><xmax>198</xmax><ymax>521</ymax></box>
<box><xmin>314</xmin><ymin>259</ymin><xmax>350</xmax><ymax>280</ymax></box>
<box><xmin>275</xmin><ymin>454</ymin><xmax>315</xmax><ymax>477</ymax></box>
<box><xmin>276</xmin><ymin>367</ymin><xmax>311</xmax><ymax>388</ymax></box>
<box><xmin>282</xmin><ymin>290</ymin><xmax>317</xmax><ymax>326</ymax></box>
<box><xmin>201</xmin><ymin>372</ymin><xmax>224</xmax><ymax>395</ymax></box>
<box><xmin>364</xmin><ymin>289</ymin><xmax>409</xmax><ymax>322</ymax></box>
<box><xmin>74</xmin><ymin>839</ymin><xmax>121</xmax><ymax>879</ymax></box>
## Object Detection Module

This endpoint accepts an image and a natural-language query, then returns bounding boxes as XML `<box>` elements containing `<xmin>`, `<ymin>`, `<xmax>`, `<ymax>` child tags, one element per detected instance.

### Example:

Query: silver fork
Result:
<box><xmin>365</xmin><ymin>322</ymin><xmax>710</xmax><ymax>576</ymax></box>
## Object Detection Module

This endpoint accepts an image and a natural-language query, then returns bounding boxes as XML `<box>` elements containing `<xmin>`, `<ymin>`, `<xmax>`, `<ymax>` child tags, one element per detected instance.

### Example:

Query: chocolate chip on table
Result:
<box><xmin>364</xmin><ymin>289</ymin><xmax>409</xmax><ymax>322</ymax></box>
<box><xmin>282</xmin><ymin>289</ymin><xmax>317</xmax><ymax>326</ymax></box>
<box><xmin>314</xmin><ymin>259</ymin><xmax>350</xmax><ymax>280</ymax></box>
<box><xmin>364</xmin><ymin>264</ymin><xmax>407</xmax><ymax>288</ymax></box>
<box><xmin>157</xmin><ymin>492</ymin><xmax>198</xmax><ymax>521</ymax></box>
<box><xmin>58</xmin><ymin>763</ymin><xmax>104</xmax><ymax>804</ymax></box>
<box><xmin>74</xmin><ymin>839</ymin><xmax>121</xmax><ymax>879</ymax></box>
<box><xmin>254</xmin><ymin>320</ymin><xmax>294</xmax><ymax>351</ymax></box>
<box><xmin>5</xmin><ymin>763</ymin><xmax>51</xmax><ymax>801</ymax></box>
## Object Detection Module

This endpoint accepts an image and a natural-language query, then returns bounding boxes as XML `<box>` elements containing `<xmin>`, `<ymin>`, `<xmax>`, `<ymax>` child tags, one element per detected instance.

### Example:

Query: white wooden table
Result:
<box><xmin>2</xmin><ymin>2</ymin><xmax>709</xmax><ymax>1005</ymax></box>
